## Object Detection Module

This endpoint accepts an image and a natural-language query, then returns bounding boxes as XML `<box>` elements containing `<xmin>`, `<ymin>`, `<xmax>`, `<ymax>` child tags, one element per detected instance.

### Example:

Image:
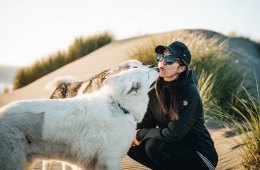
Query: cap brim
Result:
<box><xmin>155</xmin><ymin>45</ymin><xmax>177</xmax><ymax>57</ymax></box>
<box><xmin>155</xmin><ymin>45</ymin><xmax>166</xmax><ymax>54</ymax></box>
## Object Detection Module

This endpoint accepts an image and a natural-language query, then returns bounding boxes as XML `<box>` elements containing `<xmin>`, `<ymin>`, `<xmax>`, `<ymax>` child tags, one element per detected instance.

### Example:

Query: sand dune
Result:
<box><xmin>1</xmin><ymin>29</ymin><xmax>259</xmax><ymax>106</ymax></box>
<box><xmin>1</xmin><ymin>29</ymin><xmax>258</xmax><ymax>169</ymax></box>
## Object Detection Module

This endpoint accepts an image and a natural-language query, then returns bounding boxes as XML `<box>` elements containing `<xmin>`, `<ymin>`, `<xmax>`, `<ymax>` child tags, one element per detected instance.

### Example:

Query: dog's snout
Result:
<box><xmin>155</xmin><ymin>67</ymin><xmax>159</xmax><ymax>72</ymax></box>
<box><xmin>149</xmin><ymin>65</ymin><xmax>155</xmax><ymax>68</ymax></box>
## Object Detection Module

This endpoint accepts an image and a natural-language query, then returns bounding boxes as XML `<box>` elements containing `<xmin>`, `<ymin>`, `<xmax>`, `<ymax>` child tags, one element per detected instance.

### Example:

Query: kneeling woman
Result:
<box><xmin>128</xmin><ymin>41</ymin><xmax>218</xmax><ymax>170</ymax></box>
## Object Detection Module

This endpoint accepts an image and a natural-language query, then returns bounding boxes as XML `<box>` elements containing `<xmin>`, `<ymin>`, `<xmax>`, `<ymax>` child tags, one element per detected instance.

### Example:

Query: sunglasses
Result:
<box><xmin>156</xmin><ymin>53</ymin><xmax>179</xmax><ymax>65</ymax></box>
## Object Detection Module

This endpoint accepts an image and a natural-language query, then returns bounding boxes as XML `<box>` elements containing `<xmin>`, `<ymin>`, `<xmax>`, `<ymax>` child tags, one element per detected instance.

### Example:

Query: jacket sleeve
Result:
<box><xmin>137</xmin><ymin>85</ymin><xmax>201</xmax><ymax>143</ymax></box>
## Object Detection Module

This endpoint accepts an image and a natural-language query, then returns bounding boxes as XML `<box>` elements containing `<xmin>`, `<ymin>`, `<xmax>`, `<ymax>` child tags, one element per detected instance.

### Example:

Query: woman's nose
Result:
<box><xmin>160</xmin><ymin>58</ymin><xmax>167</xmax><ymax>65</ymax></box>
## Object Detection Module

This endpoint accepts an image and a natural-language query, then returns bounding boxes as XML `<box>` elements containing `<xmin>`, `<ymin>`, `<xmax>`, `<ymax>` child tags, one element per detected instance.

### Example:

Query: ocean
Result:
<box><xmin>0</xmin><ymin>65</ymin><xmax>20</xmax><ymax>95</ymax></box>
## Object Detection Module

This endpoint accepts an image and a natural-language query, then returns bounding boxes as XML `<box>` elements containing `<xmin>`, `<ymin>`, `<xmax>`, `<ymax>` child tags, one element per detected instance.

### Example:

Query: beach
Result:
<box><xmin>0</xmin><ymin>30</ymin><xmax>245</xmax><ymax>169</ymax></box>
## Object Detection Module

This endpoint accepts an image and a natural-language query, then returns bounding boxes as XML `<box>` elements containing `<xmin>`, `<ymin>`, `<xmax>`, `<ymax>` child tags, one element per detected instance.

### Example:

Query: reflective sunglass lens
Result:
<box><xmin>156</xmin><ymin>54</ymin><xmax>163</xmax><ymax>61</ymax></box>
<box><xmin>156</xmin><ymin>54</ymin><xmax>176</xmax><ymax>65</ymax></box>
<box><xmin>166</xmin><ymin>57</ymin><xmax>176</xmax><ymax>64</ymax></box>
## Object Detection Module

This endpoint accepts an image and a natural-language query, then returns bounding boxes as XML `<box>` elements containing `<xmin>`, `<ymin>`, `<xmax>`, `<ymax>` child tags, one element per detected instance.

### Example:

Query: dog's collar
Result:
<box><xmin>110</xmin><ymin>97</ymin><xmax>129</xmax><ymax>114</ymax></box>
<box><xmin>117</xmin><ymin>102</ymin><xmax>129</xmax><ymax>114</ymax></box>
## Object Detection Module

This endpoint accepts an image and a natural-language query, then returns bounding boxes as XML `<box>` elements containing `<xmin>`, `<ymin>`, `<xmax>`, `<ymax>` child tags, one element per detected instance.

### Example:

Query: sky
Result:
<box><xmin>0</xmin><ymin>0</ymin><xmax>260</xmax><ymax>67</ymax></box>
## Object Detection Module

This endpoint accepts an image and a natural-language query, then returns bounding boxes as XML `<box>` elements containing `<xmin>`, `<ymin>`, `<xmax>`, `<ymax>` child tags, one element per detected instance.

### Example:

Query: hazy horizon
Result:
<box><xmin>1</xmin><ymin>0</ymin><xmax>260</xmax><ymax>67</ymax></box>
<box><xmin>0</xmin><ymin>65</ymin><xmax>20</xmax><ymax>94</ymax></box>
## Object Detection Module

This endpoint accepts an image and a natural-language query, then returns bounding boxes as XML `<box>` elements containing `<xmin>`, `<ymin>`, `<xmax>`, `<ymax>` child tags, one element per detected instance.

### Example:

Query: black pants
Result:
<box><xmin>127</xmin><ymin>139</ymin><xmax>212</xmax><ymax>170</ymax></box>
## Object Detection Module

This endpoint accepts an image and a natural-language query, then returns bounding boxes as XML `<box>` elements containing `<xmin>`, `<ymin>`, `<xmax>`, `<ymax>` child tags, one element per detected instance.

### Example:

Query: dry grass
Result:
<box><xmin>215</xmin><ymin>84</ymin><xmax>260</xmax><ymax>169</ymax></box>
<box><xmin>13</xmin><ymin>32</ymin><xmax>113</xmax><ymax>89</ymax></box>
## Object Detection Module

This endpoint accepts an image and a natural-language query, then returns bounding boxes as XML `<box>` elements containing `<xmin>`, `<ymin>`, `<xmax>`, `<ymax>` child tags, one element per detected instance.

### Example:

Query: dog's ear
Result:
<box><xmin>105</xmin><ymin>66</ymin><xmax>121</xmax><ymax>78</ymax></box>
<box><xmin>103</xmin><ymin>75</ymin><xmax>117</xmax><ymax>86</ymax></box>
<box><xmin>123</xmin><ymin>81</ymin><xmax>140</xmax><ymax>95</ymax></box>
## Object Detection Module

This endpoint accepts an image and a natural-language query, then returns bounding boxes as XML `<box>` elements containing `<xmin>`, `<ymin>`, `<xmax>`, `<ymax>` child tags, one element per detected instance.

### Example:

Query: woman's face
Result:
<box><xmin>158</xmin><ymin>49</ymin><xmax>185</xmax><ymax>81</ymax></box>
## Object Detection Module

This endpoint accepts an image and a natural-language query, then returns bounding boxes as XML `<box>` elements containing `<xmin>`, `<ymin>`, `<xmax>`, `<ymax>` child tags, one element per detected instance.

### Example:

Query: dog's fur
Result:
<box><xmin>0</xmin><ymin>68</ymin><xmax>158</xmax><ymax>170</ymax></box>
<box><xmin>43</xmin><ymin>60</ymin><xmax>155</xmax><ymax>169</ymax></box>
<box><xmin>47</xmin><ymin>60</ymin><xmax>154</xmax><ymax>99</ymax></box>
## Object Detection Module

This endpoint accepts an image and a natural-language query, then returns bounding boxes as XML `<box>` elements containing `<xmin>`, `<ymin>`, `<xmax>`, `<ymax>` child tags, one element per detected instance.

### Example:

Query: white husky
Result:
<box><xmin>0</xmin><ymin>68</ymin><xmax>158</xmax><ymax>170</ymax></box>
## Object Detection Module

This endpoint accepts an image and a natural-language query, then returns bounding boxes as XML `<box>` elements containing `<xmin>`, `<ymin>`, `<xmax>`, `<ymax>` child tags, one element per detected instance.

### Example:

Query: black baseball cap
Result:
<box><xmin>155</xmin><ymin>41</ymin><xmax>191</xmax><ymax>66</ymax></box>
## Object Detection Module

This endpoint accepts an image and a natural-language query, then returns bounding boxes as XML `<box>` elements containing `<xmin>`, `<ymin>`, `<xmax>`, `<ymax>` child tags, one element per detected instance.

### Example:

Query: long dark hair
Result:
<box><xmin>155</xmin><ymin>63</ymin><xmax>188</xmax><ymax>120</ymax></box>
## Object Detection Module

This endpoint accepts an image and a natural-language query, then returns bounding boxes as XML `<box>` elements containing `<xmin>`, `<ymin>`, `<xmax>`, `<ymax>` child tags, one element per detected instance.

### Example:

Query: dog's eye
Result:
<box><xmin>132</xmin><ymin>66</ymin><xmax>138</xmax><ymax>68</ymax></box>
<box><xmin>126</xmin><ymin>82</ymin><xmax>140</xmax><ymax>95</ymax></box>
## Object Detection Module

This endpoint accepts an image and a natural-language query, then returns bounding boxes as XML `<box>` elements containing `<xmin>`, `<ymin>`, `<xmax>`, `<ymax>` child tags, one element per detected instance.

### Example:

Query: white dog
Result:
<box><xmin>0</xmin><ymin>68</ymin><xmax>158</xmax><ymax>170</ymax></box>
<box><xmin>43</xmin><ymin>59</ymin><xmax>155</xmax><ymax>170</ymax></box>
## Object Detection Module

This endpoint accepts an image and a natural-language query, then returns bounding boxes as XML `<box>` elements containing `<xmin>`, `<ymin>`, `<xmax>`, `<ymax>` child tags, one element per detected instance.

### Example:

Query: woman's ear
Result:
<box><xmin>178</xmin><ymin>66</ymin><xmax>186</xmax><ymax>73</ymax></box>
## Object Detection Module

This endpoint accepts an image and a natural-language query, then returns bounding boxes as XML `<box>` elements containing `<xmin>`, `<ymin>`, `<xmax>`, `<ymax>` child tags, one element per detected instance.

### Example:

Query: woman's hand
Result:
<box><xmin>131</xmin><ymin>129</ymin><xmax>141</xmax><ymax>146</ymax></box>
<box><xmin>132</xmin><ymin>138</ymin><xmax>141</xmax><ymax>146</ymax></box>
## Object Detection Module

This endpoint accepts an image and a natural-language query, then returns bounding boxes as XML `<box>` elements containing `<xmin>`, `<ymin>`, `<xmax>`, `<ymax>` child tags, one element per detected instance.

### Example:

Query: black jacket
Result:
<box><xmin>136</xmin><ymin>70</ymin><xmax>218</xmax><ymax>165</ymax></box>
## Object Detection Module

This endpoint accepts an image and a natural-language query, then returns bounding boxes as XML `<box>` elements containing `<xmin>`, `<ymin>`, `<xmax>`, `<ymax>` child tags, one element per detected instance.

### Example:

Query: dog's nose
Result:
<box><xmin>154</xmin><ymin>67</ymin><xmax>159</xmax><ymax>72</ymax></box>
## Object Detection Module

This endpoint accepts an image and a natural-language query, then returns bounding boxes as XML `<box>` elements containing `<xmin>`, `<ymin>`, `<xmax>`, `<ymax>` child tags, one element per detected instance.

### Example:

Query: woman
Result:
<box><xmin>128</xmin><ymin>41</ymin><xmax>218</xmax><ymax>170</ymax></box>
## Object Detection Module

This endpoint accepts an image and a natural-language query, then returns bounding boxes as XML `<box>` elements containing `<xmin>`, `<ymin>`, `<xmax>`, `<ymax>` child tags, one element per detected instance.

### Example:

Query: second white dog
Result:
<box><xmin>0</xmin><ymin>68</ymin><xmax>158</xmax><ymax>170</ymax></box>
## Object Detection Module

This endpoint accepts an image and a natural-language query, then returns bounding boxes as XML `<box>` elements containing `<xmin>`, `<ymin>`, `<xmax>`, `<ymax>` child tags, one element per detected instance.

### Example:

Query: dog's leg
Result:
<box><xmin>0</xmin><ymin>157</ymin><xmax>25</xmax><ymax>170</ymax></box>
<box><xmin>61</xmin><ymin>161</ymin><xmax>66</xmax><ymax>170</ymax></box>
<box><xmin>0</xmin><ymin>155</ymin><xmax>28</xmax><ymax>170</ymax></box>
<box><xmin>0</xmin><ymin>145</ymin><xmax>27</xmax><ymax>170</ymax></box>
<box><xmin>59</xmin><ymin>161</ymin><xmax>80</xmax><ymax>170</ymax></box>
<box><xmin>42</xmin><ymin>160</ymin><xmax>52</xmax><ymax>170</ymax></box>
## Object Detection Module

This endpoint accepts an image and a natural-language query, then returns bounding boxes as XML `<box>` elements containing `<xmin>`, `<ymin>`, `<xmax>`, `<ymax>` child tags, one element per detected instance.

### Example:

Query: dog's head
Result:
<box><xmin>103</xmin><ymin>67</ymin><xmax>159</xmax><ymax>122</ymax></box>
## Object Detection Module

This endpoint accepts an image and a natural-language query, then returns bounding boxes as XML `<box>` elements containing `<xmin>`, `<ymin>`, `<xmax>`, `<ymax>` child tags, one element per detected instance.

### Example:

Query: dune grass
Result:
<box><xmin>214</xmin><ymin>84</ymin><xmax>260</xmax><ymax>169</ymax></box>
<box><xmin>128</xmin><ymin>35</ymin><xmax>259</xmax><ymax>168</ymax></box>
<box><xmin>13</xmin><ymin>32</ymin><xmax>114</xmax><ymax>89</ymax></box>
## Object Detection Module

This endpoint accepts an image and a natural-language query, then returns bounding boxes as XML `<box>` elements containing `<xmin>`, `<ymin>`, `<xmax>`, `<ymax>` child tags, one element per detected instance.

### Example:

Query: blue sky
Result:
<box><xmin>0</xmin><ymin>0</ymin><xmax>259</xmax><ymax>66</ymax></box>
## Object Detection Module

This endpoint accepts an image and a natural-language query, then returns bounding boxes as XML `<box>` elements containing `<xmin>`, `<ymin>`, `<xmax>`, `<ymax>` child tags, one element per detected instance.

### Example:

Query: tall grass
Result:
<box><xmin>128</xmin><ymin>36</ymin><xmax>243</xmax><ymax>117</ymax></box>
<box><xmin>127</xmin><ymin>38</ymin><xmax>171</xmax><ymax>65</ymax></box>
<box><xmin>13</xmin><ymin>32</ymin><xmax>113</xmax><ymax>89</ymax></box>
<box><xmin>192</xmin><ymin>55</ymin><xmax>244</xmax><ymax>116</ymax></box>
<box><xmin>215</xmin><ymin>84</ymin><xmax>260</xmax><ymax>169</ymax></box>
